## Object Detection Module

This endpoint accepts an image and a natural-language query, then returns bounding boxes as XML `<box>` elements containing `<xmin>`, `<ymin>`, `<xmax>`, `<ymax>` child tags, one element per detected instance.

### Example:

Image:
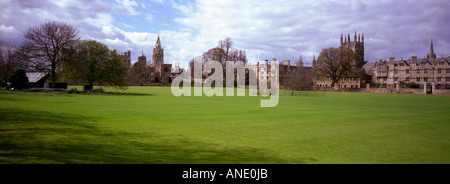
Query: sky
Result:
<box><xmin>0</xmin><ymin>0</ymin><xmax>449</xmax><ymax>68</ymax></box>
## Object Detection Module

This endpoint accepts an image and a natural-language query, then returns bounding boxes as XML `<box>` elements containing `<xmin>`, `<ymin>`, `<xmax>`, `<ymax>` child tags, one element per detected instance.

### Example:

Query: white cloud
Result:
<box><xmin>145</xmin><ymin>14</ymin><xmax>153</xmax><ymax>22</ymax></box>
<box><xmin>114</xmin><ymin>0</ymin><xmax>139</xmax><ymax>15</ymax></box>
<box><xmin>0</xmin><ymin>24</ymin><xmax>16</xmax><ymax>32</ymax></box>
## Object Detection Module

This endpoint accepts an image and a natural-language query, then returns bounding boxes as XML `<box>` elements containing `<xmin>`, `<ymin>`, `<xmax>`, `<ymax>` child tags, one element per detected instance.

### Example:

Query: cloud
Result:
<box><xmin>169</xmin><ymin>0</ymin><xmax>450</xmax><ymax>66</ymax></box>
<box><xmin>113</xmin><ymin>0</ymin><xmax>139</xmax><ymax>15</ymax></box>
<box><xmin>145</xmin><ymin>14</ymin><xmax>154</xmax><ymax>22</ymax></box>
<box><xmin>0</xmin><ymin>0</ymin><xmax>449</xmax><ymax>69</ymax></box>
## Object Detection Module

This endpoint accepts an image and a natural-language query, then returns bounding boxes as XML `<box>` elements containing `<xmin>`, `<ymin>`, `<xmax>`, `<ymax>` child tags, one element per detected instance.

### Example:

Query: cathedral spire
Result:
<box><xmin>156</xmin><ymin>35</ymin><xmax>161</xmax><ymax>49</ymax></box>
<box><xmin>427</xmin><ymin>39</ymin><xmax>436</xmax><ymax>59</ymax></box>
<box><xmin>312</xmin><ymin>53</ymin><xmax>316</xmax><ymax>67</ymax></box>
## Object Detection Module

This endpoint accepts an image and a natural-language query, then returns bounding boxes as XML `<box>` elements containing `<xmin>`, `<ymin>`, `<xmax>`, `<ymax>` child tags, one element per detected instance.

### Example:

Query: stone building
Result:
<box><xmin>313</xmin><ymin>32</ymin><xmax>366</xmax><ymax>88</ymax></box>
<box><xmin>152</xmin><ymin>35</ymin><xmax>164</xmax><ymax>67</ymax></box>
<box><xmin>119</xmin><ymin>51</ymin><xmax>131</xmax><ymax>67</ymax></box>
<box><xmin>365</xmin><ymin>40</ymin><xmax>450</xmax><ymax>90</ymax></box>
<box><xmin>151</xmin><ymin>35</ymin><xmax>172</xmax><ymax>82</ymax></box>
<box><xmin>137</xmin><ymin>51</ymin><xmax>146</xmax><ymax>64</ymax></box>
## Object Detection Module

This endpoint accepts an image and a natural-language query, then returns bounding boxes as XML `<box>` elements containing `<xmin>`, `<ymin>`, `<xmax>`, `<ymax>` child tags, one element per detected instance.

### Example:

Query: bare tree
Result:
<box><xmin>0</xmin><ymin>42</ymin><xmax>22</xmax><ymax>85</ymax></box>
<box><xmin>20</xmin><ymin>21</ymin><xmax>80</xmax><ymax>88</ymax></box>
<box><xmin>284</xmin><ymin>56</ymin><xmax>312</xmax><ymax>95</ymax></box>
<box><xmin>202</xmin><ymin>38</ymin><xmax>247</xmax><ymax>65</ymax></box>
<box><xmin>202</xmin><ymin>47</ymin><xmax>225</xmax><ymax>64</ymax></box>
<box><xmin>218</xmin><ymin>37</ymin><xmax>233</xmax><ymax>63</ymax></box>
<box><xmin>312</xmin><ymin>47</ymin><xmax>362</xmax><ymax>86</ymax></box>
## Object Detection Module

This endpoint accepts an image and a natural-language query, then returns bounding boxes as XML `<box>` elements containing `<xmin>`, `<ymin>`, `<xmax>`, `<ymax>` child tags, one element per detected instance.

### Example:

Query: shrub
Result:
<box><xmin>406</xmin><ymin>82</ymin><xmax>420</xmax><ymax>89</ymax></box>
<box><xmin>9</xmin><ymin>69</ymin><xmax>30</xmax><ymax>90</ymax></box>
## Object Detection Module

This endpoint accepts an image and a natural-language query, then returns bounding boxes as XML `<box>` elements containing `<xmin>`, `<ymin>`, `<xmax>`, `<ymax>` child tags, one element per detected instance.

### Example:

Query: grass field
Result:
<box><xmin>0</xmin><ymin>86</ymin><xmax>449</xmax><ymax>164</ymax></box>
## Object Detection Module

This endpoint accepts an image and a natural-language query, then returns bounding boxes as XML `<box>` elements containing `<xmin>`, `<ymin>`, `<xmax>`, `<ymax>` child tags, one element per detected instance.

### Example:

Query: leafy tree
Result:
<box><xmin>312</xmin><ymin>47</ymin><xmax>363</xmax><ymax>86</ymax></box>
<box><xmin>62</xmin><ymin>40</ymin><xmax>127</xmax><ymax>90</ymax></box>
<box><xmin>129</xmin><ymin>60</ymin><xmax>151</xmax><ymax>83</ymax></box>
<box><xmin>9</xmin><ymin>69</ymin><xmax>29</xmax><ymax>90</ymax></box>
<box><xmin>19</xmin><ymin>21</ymin><xmax>80</xmax><ymax>88</ymax></box>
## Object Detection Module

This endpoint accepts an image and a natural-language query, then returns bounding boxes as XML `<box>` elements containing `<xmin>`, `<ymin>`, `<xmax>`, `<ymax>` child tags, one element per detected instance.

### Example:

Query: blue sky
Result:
<box><xmin>1</xmin><ymin>0</ymin><xmax>449</xmax><ymax>68</ymax></box>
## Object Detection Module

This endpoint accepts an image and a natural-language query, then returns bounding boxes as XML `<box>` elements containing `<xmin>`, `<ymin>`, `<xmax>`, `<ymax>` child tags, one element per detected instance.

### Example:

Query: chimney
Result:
<box><xmin>411</xmin><ymin>56</ymin><xmax>417</xmax><ymax>65</ymax></box>
<box><xmin>264</xmin><ymin>59</ymin><xmax>268</xmax><ymax>66</ymax></box>
<box><xmin>286</xmin><ymin>60</ymin><xmax>290</xmax><ymax>66</ymax></box>
<box><xmin>389</xmin><ymin>57</ymin><xmax>395</xmax><ymax>65</ymax></box>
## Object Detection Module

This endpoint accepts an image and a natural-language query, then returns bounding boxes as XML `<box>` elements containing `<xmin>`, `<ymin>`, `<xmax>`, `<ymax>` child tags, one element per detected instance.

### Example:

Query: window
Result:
<box><xmin>383</xmin><ymin>78</ymin><xmax>387</xmax><ymax>82</ymax></box>
<box><xmin>424</xmin><ymin>69</ymin><xmax>428</xmax><ymax>74</ymax></box>
<box><xmin>438</xmin><ymin>69</ymin><xmax>442</xmax><ymax>74</ymax></box>
<box><xmin>417</xmin><ymin>77</ymin><xmax>421</xmax><ymax>82</ymax></box>
<box><xmin>440</xmin><ymin>62</ymin><xmax>445</xmax><ymax>66</ymax></box>
<box><xmin>394</xmin><ymin>77</ymin><xmax>398</xmax><ymax>81</ymax></box>
<box><xmin>394</xmin><ymin>70</ymin><xmax>398</xmax><ymax>74</ymax></box>
<box><xmin>406</xmin><ymin>69</ymin><xmax>410</xmax><ymax>74</ymax></box>
<box><xmin>424</xmin><ymin>77</ymin><xmax>428</xmax><ymax>82</ymax></box>
<box><xmin>422</xmin><ymin>62</ymin><xmax>427</xmax><ymax>66</ymax></box>
<box><xmin>417</xmin><ymin>69</ymin><xmax>421</xmax><ymax>74</ymax></box>
<box><xmin>400</xmin><ymin>63</ymin><xmax>404</xmax><ymax>66</ymax></box>
<box><xmin>447</xmin><ymin>77</ymin><xmax>450</xmax><ymax>82</ymax></box>
<box><xmin>438</xmin><ymin>77</ymin><xmax>442</xmax><ymax>82</ymax></box>
<box><xmin>447</xmin><ymin>69</ymin><xmax>450</xmax><ymax>73</ymax></box>
<box><xmin>406</xmin><ymin>77</ymin><xmax>410</xmax><ymax>82</ymax></box>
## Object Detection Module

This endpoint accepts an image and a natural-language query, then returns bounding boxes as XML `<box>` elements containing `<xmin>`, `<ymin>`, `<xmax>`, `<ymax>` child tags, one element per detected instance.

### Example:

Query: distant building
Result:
<box><xmin>364</xmin><ymin>40</ymin><xmax>450</xmax><ymax>89</ymax></box>
<box><xmin>119</xmin><ymin>51</ymin><xmax>131</xmax><ymax>67</ymax></box>
<box><xmin>313</xmin><ymin>32</ymin><xmax>366</xmax><ymax>88</ymax></box>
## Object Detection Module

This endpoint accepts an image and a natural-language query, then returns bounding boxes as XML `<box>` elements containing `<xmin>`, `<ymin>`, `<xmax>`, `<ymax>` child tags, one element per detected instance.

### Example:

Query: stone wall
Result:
<box><xmin>314</xmin><ymin>86</ymin><xmax>450</xmax><ymax>95</ymax></box>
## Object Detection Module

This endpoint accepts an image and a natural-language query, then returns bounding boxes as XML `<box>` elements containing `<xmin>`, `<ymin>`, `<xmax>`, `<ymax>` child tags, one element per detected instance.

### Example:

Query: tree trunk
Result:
<box><xmin>51</xmin><ymin>69</ymin><xmax>56</xmax><ymax>88</ymax></box>
<box><xmin>85</xmin><ymin>82</ymin><xmax>93</xmax><ymax>91</ymax></box>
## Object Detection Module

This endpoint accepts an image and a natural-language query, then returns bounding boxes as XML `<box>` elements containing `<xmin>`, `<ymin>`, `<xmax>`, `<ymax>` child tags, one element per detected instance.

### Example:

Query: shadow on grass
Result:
<box><xmin>0</xmin><ymin>108</ymin><xmax>316</xmax><ymax>164</ymax></box>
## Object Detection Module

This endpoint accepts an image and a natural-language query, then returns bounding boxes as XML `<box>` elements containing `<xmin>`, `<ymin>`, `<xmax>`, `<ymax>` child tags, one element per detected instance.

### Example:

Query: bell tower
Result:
<box><xmin>152</xmin><ymin>35</ymin><xmax>164</xmax><ymax>67</ymax></box>
<box><xmin>340</xmin><ymin>32</ymin><xmax>364</xmax><ymax>62</ymax></box>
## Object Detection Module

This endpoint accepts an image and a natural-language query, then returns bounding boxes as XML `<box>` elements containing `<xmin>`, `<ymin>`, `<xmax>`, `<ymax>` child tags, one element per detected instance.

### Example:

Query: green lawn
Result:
<box><xmin>0</xmin><ymin>87</ymin><xmax>449</xmax><ymax>164</ymax></box>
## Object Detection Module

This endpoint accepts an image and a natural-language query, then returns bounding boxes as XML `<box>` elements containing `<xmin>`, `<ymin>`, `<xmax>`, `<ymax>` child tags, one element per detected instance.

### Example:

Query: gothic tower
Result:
<box><xmin>152</xmin><ymin>35</ymin><xmax>164</xmax><ymax>67</ymax></box>
<box><xmin>340</xmin><ymin>32</ymin><xmax>364</xmax><ymax>62</ymax></box>
<box><xmin>137</xmin><ymin>50</ymin><xmax>147</xmax><ymax>64</ymax></box>
<box><xmin>427</xmin><ymin>39</ymin><xmax>436</xmax><ymax>59</ymax></box>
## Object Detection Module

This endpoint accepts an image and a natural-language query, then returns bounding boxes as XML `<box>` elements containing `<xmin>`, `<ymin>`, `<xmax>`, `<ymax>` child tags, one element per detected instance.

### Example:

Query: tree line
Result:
<box><xmin>0</xmin><ymin>21</ymin><xmax>127</xmax><ymax>90</ymax></box>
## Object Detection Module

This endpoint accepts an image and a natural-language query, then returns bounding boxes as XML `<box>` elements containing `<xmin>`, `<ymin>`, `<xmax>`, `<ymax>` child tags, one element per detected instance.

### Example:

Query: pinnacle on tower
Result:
<box><xmin>362</xmin><ymin>33</ymin><xmax>364</xmax><ymax>43</ymax></box>
<box><xmin>340</xmin><ymin>33</ymin><xmax>343</xmax><ymax>45</ymax></box>
<box><xmin>348</xmin><ymin>33</ymin><xmax>351</xmax><ymax>42</ymax></box>
<box><xmin>312</xmin><ymin>53</ymin><xmax>316</xmax><ymax>67</ymax></box>
<box><xmin>156</xmin><ymin>35</ymin><xmax>161</xmax><ymax>48</ymax></box>
<box><xmin>427</xmin><ymin>39</ymin><xmax>436</xmax><ymax>59</ymax></box>
<box><xmin>354</xmin><ymin>32</ymin><xmax>357</xmax><ymax>43</ymax></box>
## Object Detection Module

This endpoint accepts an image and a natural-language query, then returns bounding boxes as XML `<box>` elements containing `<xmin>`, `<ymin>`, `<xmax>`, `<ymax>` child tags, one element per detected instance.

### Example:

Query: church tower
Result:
<box><xmin>137</xmin><ymin>50</ymin><xmax>147</xmax><ymax>64</ymax></box>
<box><xmin>340</xmin><ymin>32</ymin><xmax>364</xmax><ymax>62</ymax></box>
<box><xmin>152</xmin><ymin>35</ymin><xmax>164</xmax><ymax>67</ymax></box>
<box><xmin>427</xmin><ymin>39</ymin><xmax>436</xmax><ymax>59</ymax></box>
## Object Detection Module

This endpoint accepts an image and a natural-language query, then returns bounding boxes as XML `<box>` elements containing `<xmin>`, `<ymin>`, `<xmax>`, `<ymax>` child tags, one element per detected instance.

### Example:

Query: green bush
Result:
<box><xmin>407</xmin><ymin>82</ymin><xmax>420</xmax><ymax>89</ymax></box>
<box><xmin>9</xmin><ymin>69</ymin><xmax>30</xmax><ymax>90</ymax></box>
